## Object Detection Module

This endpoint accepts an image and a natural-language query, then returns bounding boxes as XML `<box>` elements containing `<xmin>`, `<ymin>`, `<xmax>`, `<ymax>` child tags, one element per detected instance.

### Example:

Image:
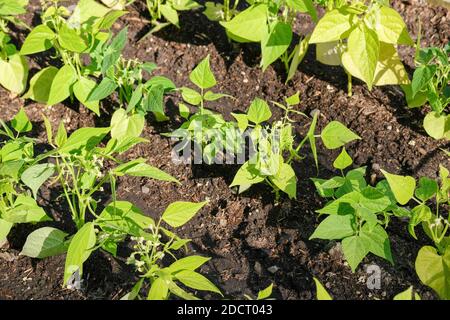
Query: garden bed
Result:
<box><xmin>0</xmin><ymin>0</ymin><xmax>449</xmax><ymax>300</ymax></box>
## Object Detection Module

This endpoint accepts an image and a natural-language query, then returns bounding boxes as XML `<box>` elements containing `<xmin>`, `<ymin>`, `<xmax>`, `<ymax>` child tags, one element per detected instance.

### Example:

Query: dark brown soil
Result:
<box><xmin>0</xmin><ymin>0</ymin><xmax>449</xmax><ymax>300</ymax></box>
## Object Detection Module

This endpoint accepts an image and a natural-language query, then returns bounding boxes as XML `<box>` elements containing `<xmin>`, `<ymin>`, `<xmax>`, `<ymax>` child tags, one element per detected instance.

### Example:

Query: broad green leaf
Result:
<box><xmin>380</xmin><ymin>169</ymin><xmax>415</xmax><ymax>205</ymax></box>
<box><xmin>313</xmin><ymin>278</ymin><xmax>333</xmax><ymax>300</ymax></box>
<box><xmin>286</xmin><ymin>0</ymin><xmax>317</xmax><ymax>21</ymax></box>
<box><xmin>257</xmin><ymin>284</ymin><xmax>273</xmax><ymax>300</ymax></box>
<box><xmin>360</xmin><ymin>223</ymin><xmax>393</xmax><ymax>264</ymax></box>
<box><xmin>270</xmin><ymin>162</ymin><xmax>297</xmax><ymax>199</ymax></box>
<box><xmin>172</xmin><ymin>0</ymin><xmax>201</xmax><ymax>10</ymax></box>
<box><xmin>203</xmin><ymin>2</ymin><xmax>224</xmax><ymax>21</ymax></box>
<box><xmin>423</xmin><ymin>111</ymin><xmax>448</xmax><ymax>140</ymax></box>
<box><xmin>373</xmin><ymin>7</ymin><xmax>413</xmax><ymax>45</ymax></box>
<box><xmin>174</xmin><ymin>270</ymin><xmax>222</xmax><ymax>294</ymax></box>
<box><xmin>309</xmin><ymin>214</ymin><xmax>355</xmax><ymax>240</ymax></box>
<box><xmin>310</xmin><ymin>9</ymin><xmax>352</xmax><ymax>43</ymax></box>
<box><xmin>247</xmin><ymin>98</ymin><xmax>272</xmax><ymax>124</ymax></box>
<box><xmin>22</xmin><ymin>66</ymin><xmax>58</xmax><ymax>103</ymax></box>
<box><xmin>261</xmin><ymin>21</ymin><xmax>292</xmax><ymax>71</ymax></box>
<box><xmin>59</xmin><ymin>127</ymin><xmax>110</xmax><ymax>154</ymax></box>
<box><xmin>0</xmin><ymin>218</ymin><xmax>13</xmax><ymax>242</ymax></box>
<box><xmin>58</xmin><ymin>23</ymin><xmax>88</xmax><ymax>53</ymax></box>
<box><xmin>20</xmin><ymin>24</ymin><xmax>55</xmax><ymax>55</ymax></box>
<box><xmin>373</xmin><ymin>42</ymin><xmax>410</xmax><ymax>86</ymax></box>
<box><xmin>189</xmin><ymin>55</ymin><xmax>216</xmax><ymax>90</ymax></box>
<box><xmin>99</xmin><ymin>201</ymin><xmax>154</xmax><ymax>236</ymax></box>
<box><xmin>148</xmin><ymin>277</ymin><xmax>169</xmax><ymax>300</ymax></box>
<box><xmin>113</xmin><ymin>159</ymin><xmax>179</xmax><ymax>183</ymax></box>
<box><xmin>231</xmin><ymin>113</ymin><xmax>248</xmax><ymax>131</ymax></box>
<box><xmin>47</xmin><ymin>65</ymin><xmax>77</xmax><ymax>106</ymax></box>
<box><xmin>168</xmin><ymin>256</ymin><xmax>210</xmax><ymax>273</ymax></box>
<box><xmin>0</xmin><ymin>54</ymin><xmax>28</xmax><ymax>94</ymax></box>
<box><xmin>415</xmin><ymin>246</ymin><xmax>450</xmax><ymax>300</ymax></box>
<box><xmin>87</xmin><ymin>77</ymin><xmax>118</xmax><ymax>101</ymax></box>
<box><xmin>230</xmin><ymin>161</ymin><xmax>265</xmax><ymax>192</ymax></box>
<box><xmin>342</xmin><ymin>235</ymin><xmax>370</xmax><ymax>272</ymax></box>
<box><xmin>179</xmin><ymin>103</ymin><xmax>190</xmax><ymax>119</ymax></box>
<box><xmin>415</xmin><ymin>177</ymin><xmax>438</xmax><ymax>202</ymax></box>
<box><xmin>181</xmin><ymin>87</ymin><xmax>202</xmax><ymax>105</ymax></box>
<box><xmin>342</xmin><ymin>24</ymin><xmax>379</xmax><ymax>90</ymax></box>
<box><xmin>3</xmin><ymin>195</ymin><xmax>50</xmax><ymax>223</ymax></box>
<box><xmin>162</xmin><ymin>201</ymin><xmax>207</xmax><ymax>228</ymax></box>
<box><xmin>110</xmin><ymin>109</ymin><xmax>145</xmax><ymax>141</ymax></box>
<box><xmin>144</xmin><ymin>84</ymin><xmax>168</xmax><ymax>121</ymax></box>
<box><xmin>11</xmin><ymin>107</ymin><xmax>32</xmax><ymax>133</ymax></box>
<box><xmin>73</xmin><ymin>77</ymin><xmax>100</xmax><ymax>115</ymax></box>
<box><xmin>121</xmin><ymin>279</ymin><xmax>144</xmax><ymax>300</ymax></box>
<box><xmin>393</xmin><ymin>286</ymin><xmax>421</xmax><ymax>300</ymax></box>
<box><xmin>95</xmin><ymin>9</ymin><xmax>127</xmax><ymax>30</ymax></box>
<box><xmin>64</xmin><ymin>222</ymin><xmax>96</xmax><ymax>285</ymax></box>
<box><xmin>287</xmin><ymin>35</ymin><xmax>310</xmax><ymax>82</ymax></box>
<box><xmin>333</xmin><ymin>147</ymin><xmax>352</xmax><ymax>170</ymax></box>
<box><xmin>160</xmin><ymin>4</ymin><xmax>179</xmax><ymax>26</ymax></box>
<box><xmin>145</xmin><ymin>76</ymin><xmax>176</xmax><ymax>92</ymax></box>
<box><xmin>20</xmin><ymin>227</ymin><xmax>68</xmax><ymax>258</ymax></box>
<box><xmin>411</xmin><ymin>65</ymin><xmax>437</xmax><ymax>98</ymax></box>
<box><xmin>203</xmin><ymin>91</ymin><xmax>230</xmax><ymax>101</ymax></box>
<box><xmin>220</xmin><ymin>4</ymin><xmax>268</xmax><ymax>42</ymax></box>
<box><xmin>69</xmin><ymin>0</ymin><xmax>110</xmax><ymax>25</ymax></box>
<box><xmin>21</xmin><ymin>163</ymin><xmax>55</xmax><ymax>198</ymax></box>
<box><xmin>321</xmin><ymin>121</ymin><xmax>360</xmax><ymax>149</ymax></box>
<box><xmin>316</xmin><ymin>41</ymin><xmax>342</xmax><ymax>66</ymax></box>
<box><xmin>55</xmin><ymin>121</ymin><xmax>67</xmax><ymax>147</ymax></box>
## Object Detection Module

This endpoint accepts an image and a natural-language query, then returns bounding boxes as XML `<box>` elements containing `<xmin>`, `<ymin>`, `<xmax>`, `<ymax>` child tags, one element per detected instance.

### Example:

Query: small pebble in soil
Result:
<box><xmin>408</xmin><ymin>140</ymin><xmax>416</xmax><ymax>146</ymax></box>
<box><xmin>267</xmin><ymin>266</ymin><xmax>279</xmax><ymax>274</ymax></box>
<box><xmin>141</xmin><ymin>186</ymin><xmax>150</xmax><ymax>194</ymax></box>
<box><xmin>254</xmin><ymin>262</ymin><xmax>263</xmax><ymax>275</ymax></box>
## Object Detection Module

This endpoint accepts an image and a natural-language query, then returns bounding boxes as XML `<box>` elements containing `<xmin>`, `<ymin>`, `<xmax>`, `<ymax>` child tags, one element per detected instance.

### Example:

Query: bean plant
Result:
<box><xmin>20</xmin><ymin>0</ymin><xmax>126</xmax><ymax>113</ymax></box>
<box><xmin>309</xmin><ymin>0</ymin><xmax>413</xmax><ymax>95</ymax></box>
<box><xmin>0</xmin><ymin>0</ymin><xmax>29</xmax><ymax>94</ymax></box>
<box><xmin>20</xmin><ymin>109</ymin><xmax>179</xmax><ymax>286</ymax></box>
<box><xmin>403</xmin><ymin>43</ymin><xmax>450</xmax><ymax>140</ymax></box>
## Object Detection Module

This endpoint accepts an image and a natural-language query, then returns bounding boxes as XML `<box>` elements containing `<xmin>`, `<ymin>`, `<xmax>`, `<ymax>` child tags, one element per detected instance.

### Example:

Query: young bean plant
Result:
<box><xmin>0</xmin><ymin>0</ymin><xmax>29</xmax><ymax>94</ymax></box>
<box><xmin>309</xmin><ymin>0</ymin><xmax>413</xmax><ymax>95</ymax></box>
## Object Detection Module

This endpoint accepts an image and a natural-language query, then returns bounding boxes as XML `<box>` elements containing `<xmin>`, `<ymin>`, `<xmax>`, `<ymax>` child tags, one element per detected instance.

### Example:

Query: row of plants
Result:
<box><xmin>0</xmin><ymin>0</ymin><xmax>448</xmax><ymax>299</ymax></box>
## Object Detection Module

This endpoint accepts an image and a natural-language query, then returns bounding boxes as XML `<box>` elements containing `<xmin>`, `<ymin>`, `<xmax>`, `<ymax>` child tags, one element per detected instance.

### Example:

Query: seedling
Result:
<box><xmin>402</xmin><ymin>43</ymin><xmax>450</xmax><ymax>140</ymax></box>
<box><xmin>309</xmin><ymin>0</ymin><xmax>413</xmax><ymax>95</ymax></box>
<box><xmin>123</xmin><ymin>201</ymin><xmax>222</xmax><ymax>300</ymax></box>
<box><xmin>0</xmin><ymin>0</ymin><xmax>29</xmax><ymax>94</ymax></box>
<box><xmin>19</xmin><ymin>0</ymin><xmax>126</xmax><ymax>112</ymax></box>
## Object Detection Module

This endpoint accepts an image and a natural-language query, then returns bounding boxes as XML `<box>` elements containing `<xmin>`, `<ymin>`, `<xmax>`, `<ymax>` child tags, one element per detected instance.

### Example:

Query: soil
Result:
<box><xmin>0</xmin><ymin>0</ymin><xmax>449</xmax><ymax>300</ymax></box>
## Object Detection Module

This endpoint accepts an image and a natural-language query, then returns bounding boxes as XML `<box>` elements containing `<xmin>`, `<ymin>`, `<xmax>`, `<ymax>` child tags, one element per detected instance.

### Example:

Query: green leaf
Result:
<box><xmin>0</xmin><ymin>54</ymin><xmax>28</xmax><ymax>94</ymax></box>
<box><xmin>59</xmin><ymin>127</ymin><xmax>110</xmax><ymax>154</ymax></box>
<box><xmin>411</xmin><ymin>65</ymin><xmax>437</xmax><ymax>98</ymax></box>
<box><xmin>219</xmin><ymin>4</ymin><xmax>268</xmax><ymax>42</ymax></box>
<box><xmin>360</xmin><ymin>223</ymin><xmax>393</xmax><ymax>264</ymax></box>
<box><xmin>73</xmin><ymin>77</ymin><xmax>100</xmax><ymax>116</ymax></box>
<box><xmin>333</xmin><ymin>147</ymin><xmax>352</xmax><ymax>170</ymax></box>
<box><xmin>415</xmin><ymin>246</ymin><xmax>450</xmax><ymax>300</ymax></box>
<box><xmin>64</xmin><ymin>222</ymin><xmax>96</xmax><ymax>285</ymax></box>
<box><xmin>11</xmin><ymin>107</ymin><xmax>32</xmax><ymax>133</ymax></box>
<box><xmin>261</xmin><ymin>21</ymin><xmax>292</xmax><ymax>71</ymax></box>
<box><xmin>380</xmin><ymin>169</ymin><xmax>416</xmax><ymax>205</ymax></box>
<box><xmin>203</xmin><ymin>91</ymin><xmax>230</xmax><ymax>101</ymax></box>
<box><xmin>393</xmin><ymin>286</ymin><xmax>421</xmax><ymax>300</ymax></box>
<box><xmin>270</xmin><ymin>162</ymin><xmax>297</xmax><ymax>199</ymax></box>
<box><xmin>313</xmin><ymin>278</ymin><xmax>333</xmax><ymax>300</ymax></box>
<box><xmin>160</xmin><ymin>4</ymin><xmax>179</xmax><ymax>26</ymax></box>
<box><xmin>146</xmin><ymin>76</ymin><xmax>176</xmax><ymax>92</ymax></box>
<box><xmin>342</xmin><ymin>235</ymin><xmax>370</xmax><ymax>272</ymax></box>
<box><xmin>148</xmin><ymin>277</ymin><xmax>169</xmax><ymax>300</ymax></box>
<box><xmin>58</xmin><ymin>23</ymin><xmax>88</xmax><ymax>53</ymax></box>
<box><xmin>22</xmin><ymin>66</ymin><xmax>58</xmax><ymax>103</ymax></box>
<box><xmin>21</xmin><ymin>163</ymin><xmax>55</xmax><ymax>198</ymax></box>
<box><xmin>415</xmin><ymin>177</ymin><xmax>438</xmax><ymax>202</ymax></box>
<box><xmin>257</xmin><ymin>284</ymin><xmax>273</xmax><ymax>300</ymax></box>
<box><xmin>181</xmin><ymin>87</ymin><xmax>202</xmax><ymax>105</ymax></box>
<box><xmin>3</xmin><ymin>194</ymin><xmax>50</xmax><ymax>224</ymax></box>
<box><xmin>20</xmin><ymin>24</ymin><xmax>55</xmax><ymax>55</ymax></box>
<box><xmin>55</xmin><ymin>121</ymin><xmax>67</xmax><ymax>147</ymax></box>
<box><xmin>110</xmin><ymin>109</ymin><xmax>145</xmax><ymax>141</ymax></box>
<box><xmin>168</xmin><ymin>256</ymin><xmax>210</xmax><ymax>273</ymax></box>
<box><xmin>47</xmin><ymin>65</ymin><xmax>77</xmax><ymax>106</ymax></box>
<box><xmin>341</xmin><ymin>24</ymin><xmax>379</xmax><ymax>90</ymax></box>
<box><xmin>309</xmin><ymin>214</ymin><xmax>355</xmax><ymax>240</ymax></box>
<box><xmin>231</xmin><ymin>113</ymin><xmax>249</xmax><ymax>131</ymax></box>
<box><xmin>230</xmin><ymin>161</ymin><xmax>265</xmax><ymax>192</ymax></box>
<box><xmin>113</xmin><ymin>159</ymin><xmax>179</xmax><ymax>183</ymax></box>
<box><xmin>0</xmin><ymin>218</ymin><xmax>13</xmax><ymax>242</ymax></box>
<box><xmin>20</xmin><ymin>227</ymin><xmax>68</xmax><ymax>258</ymax></box>
<box><xmin>402</xmin><ymin>84</ymin><xmax>428</xmax><ymax>108</ymax></box>
<box><xmin>87</xmin><ymin>77</ymin><xmax>118</xmax><ymax>102</ymax></box>
<box><xmin>189</xmin><ymin>55</ymin><xmax>216</xmax><ymax>90</ymax></box>
<box><xmin>373</xmin><ymin>6</ymin><xmax>413</xmax><ymax>45</ymax></box>
<box><xmin>310</xmin><ymin>9</ymin><xmax>352</xmax><ymax>43</ymax></box>
<box><xmin>423</xmin><ymin>111</ymin><xmax>449</xmax><ymax>140</ymax></box>
<box><xmin>372</xmin><ymin>42</ymin><xmax>410</xmax><ymax>86</ymax></box>
<box><xmin>144</xmin><ymin>84</ymin><xmax>168</xmax><ymax>121</ymax></box>
<box><xmin>247</xmin><ymin>98</ymin><xmax>272</xmax><ymax>124</ymax></box>
<box><xmin>162</xmin><ymin>201</ymin><xmax>207</xmax><ymax>228</ymax></box>
<box><xmin>179</xmin><ymin>103</ymin><xmax>190</xmax><ymax>119</ymax></box>
<box><xmin>174</xmin><ymin>270</ymin><xmax>222</xmax><ymax>295</ymax></box>
<box><xmin>321</xmin><ymin>121</ymin><xmax>360</xmax><ymax>149</ymax></box>
<box><xmin>287</xmin><ymin>35</ymin><xmax>310</xmax><ymax>82</ymax></box>
<box><xmin>286</xmin><ymin>0</ymin><xmax>317</xmax><ymax>21</ymax></box>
